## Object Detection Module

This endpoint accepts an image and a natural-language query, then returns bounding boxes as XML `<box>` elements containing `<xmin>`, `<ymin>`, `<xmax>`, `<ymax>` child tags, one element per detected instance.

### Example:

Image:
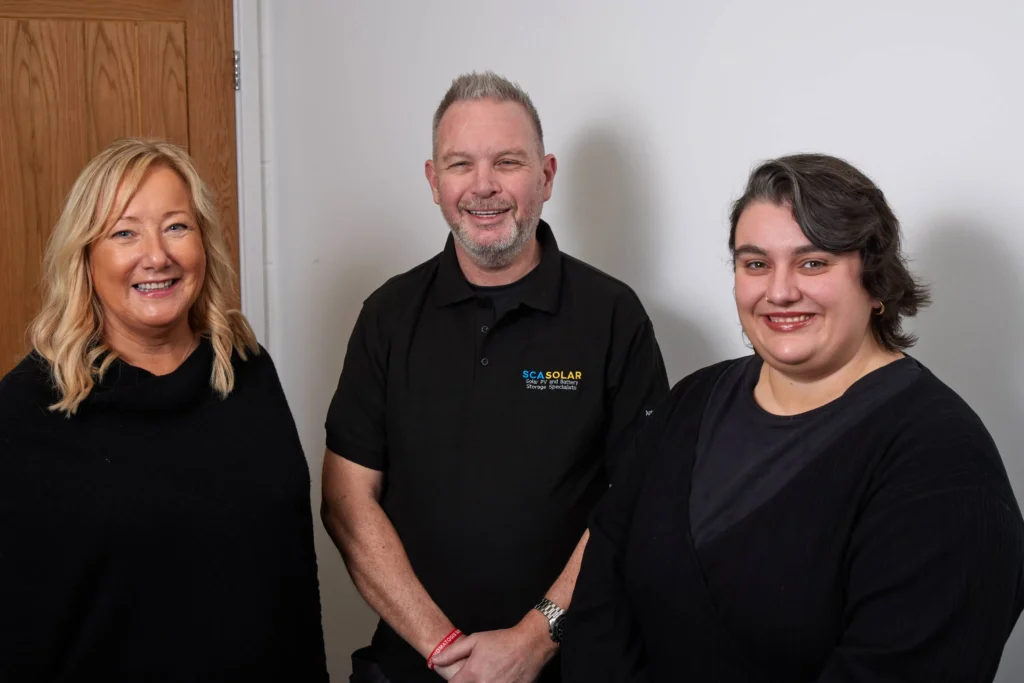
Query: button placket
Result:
<box><xmin>476</xmin><ymin>308</ymin><xmax>496</xmax><ymax>372</ymax></box>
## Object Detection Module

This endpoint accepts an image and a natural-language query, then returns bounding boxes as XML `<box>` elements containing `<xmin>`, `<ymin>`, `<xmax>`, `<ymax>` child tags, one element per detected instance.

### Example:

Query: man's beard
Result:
<box><xmin>446</xmin><ymin>203</ymin><xmax>540</xmax><ymax>269</ymax></box>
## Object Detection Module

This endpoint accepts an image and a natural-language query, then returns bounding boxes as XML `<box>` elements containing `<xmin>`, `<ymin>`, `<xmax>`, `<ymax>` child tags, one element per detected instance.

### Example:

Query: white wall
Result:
<box><xmin>256</xmin><ymin>0</ymin><xmax>1024</xmax><ymax>679</ymax></box>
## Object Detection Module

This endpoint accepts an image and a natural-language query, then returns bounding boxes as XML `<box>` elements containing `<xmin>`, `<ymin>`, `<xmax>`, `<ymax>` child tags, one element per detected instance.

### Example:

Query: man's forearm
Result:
<box><xmin>322</xmin><ymin>497</ymin><xmax>455</xmax><ymax>658</ymax></box>
<box><xmin>427</xmin><ymin>532</ymin><xmax>594</xmax><ymax>681</ymax></box>
<box><xmin>544</xmin><ymin>529</ymin><xmax>589</xmax><ymax>609</ymax></box>
<box><xmin>516</xmin><ymin>529</ymin><xmax>590</xmax><ymax>649</ymax></box>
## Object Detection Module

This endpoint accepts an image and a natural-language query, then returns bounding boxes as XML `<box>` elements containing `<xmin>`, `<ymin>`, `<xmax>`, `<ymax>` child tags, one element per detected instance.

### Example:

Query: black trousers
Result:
<box><xmin>350</xmin><ymin>647</ymin><xmax>391</xmax><ymax>683</ymax></box>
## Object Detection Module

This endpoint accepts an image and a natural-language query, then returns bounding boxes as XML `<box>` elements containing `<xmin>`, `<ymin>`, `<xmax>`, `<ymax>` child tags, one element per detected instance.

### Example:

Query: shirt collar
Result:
<box><xmin>431</xmin><ymin>220</ymin><xmax>562</xmax><ymax>314</ymax></box>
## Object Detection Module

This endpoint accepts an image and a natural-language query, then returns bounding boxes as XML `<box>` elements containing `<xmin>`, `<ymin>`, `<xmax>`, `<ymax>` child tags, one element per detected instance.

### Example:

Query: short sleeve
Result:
<box><xmin>324</xmin><ymin>302</ymin><xmax>389</xmax><ymax>470</ymax></box>
<box><xmin>603</xmin><ymin>303</ymin><xmax>669</xmax><ymax>480</ymax></box>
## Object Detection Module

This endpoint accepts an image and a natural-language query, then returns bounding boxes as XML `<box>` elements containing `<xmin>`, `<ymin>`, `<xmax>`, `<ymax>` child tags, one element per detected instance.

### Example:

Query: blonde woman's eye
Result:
<box><xmin>168</xmin><ymin>223</ymin><xmax>189</xmax><ymax>232</ymax></box>
<box><xmin>112</xmin><ymin>230</ymin><xmax>133</xmax><ymax>239</ymax></box>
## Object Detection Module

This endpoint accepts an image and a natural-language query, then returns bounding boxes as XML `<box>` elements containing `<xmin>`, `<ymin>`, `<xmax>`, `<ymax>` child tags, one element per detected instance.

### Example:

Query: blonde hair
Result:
<box><xmin>29</xmin><ymin>138</ymin><xmax>259</xmax><ymax>415</ymax></box>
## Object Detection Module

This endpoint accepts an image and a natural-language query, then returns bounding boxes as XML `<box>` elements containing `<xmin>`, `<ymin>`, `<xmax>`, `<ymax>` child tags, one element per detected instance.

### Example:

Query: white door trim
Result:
<box><xmin>233</xmin><ymin>0</ymin><xmax>269</xmax><ymax>346</ymax></box>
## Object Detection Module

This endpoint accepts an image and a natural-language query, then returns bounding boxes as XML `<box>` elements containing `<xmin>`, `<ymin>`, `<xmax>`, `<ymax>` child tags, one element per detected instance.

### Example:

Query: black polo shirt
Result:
<box><xmin>326</xmin><ymin>221</ymin><xmax>668</xmax><ymax>682</ymax></box>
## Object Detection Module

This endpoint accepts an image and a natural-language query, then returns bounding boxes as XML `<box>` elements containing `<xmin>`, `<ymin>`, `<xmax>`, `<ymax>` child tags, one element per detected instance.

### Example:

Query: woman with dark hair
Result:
<box><xmin>562</xmin><ymin>154</ymin><xmax>1024</xmax><ymax>682</ymax></box>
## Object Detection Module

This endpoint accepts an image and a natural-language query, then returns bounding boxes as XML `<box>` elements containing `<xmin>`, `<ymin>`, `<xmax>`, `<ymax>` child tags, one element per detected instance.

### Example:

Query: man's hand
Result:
<box><xmin>430</xmin><ymin>610</ymin><xmax>556</xmax><ymax>683</ymax></box>
<box><xmin>434</xmin><ymin>658</ymin><xmax>467</xmax><ymax>681</ymax></box>
<box><xmin>427</xmin><ymin>626</ymin><xmax>469</xmax><ymax>680</ymax></box>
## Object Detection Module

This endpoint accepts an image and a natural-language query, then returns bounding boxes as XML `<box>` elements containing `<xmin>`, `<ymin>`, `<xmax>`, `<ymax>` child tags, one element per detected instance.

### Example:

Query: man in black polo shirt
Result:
<box><xmin>322</xmin><ymin>72</ymin><xmax>668</xmax><ymax>683</ymax></box>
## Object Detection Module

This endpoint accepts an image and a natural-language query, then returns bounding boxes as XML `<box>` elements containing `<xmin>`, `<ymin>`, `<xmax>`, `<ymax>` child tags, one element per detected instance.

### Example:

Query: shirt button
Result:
<box><xmin>481</xmin><ymin>325</ymin><xmax>489</xmax><ymax>334</ymax></box>
<box><xmin>480</xmin><ymin>358</ymin><xmax>489</xmax><ymax>366</ymax></box>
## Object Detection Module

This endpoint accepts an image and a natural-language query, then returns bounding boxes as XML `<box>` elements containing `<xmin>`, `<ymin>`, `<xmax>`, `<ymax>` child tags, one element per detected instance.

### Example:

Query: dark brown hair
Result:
<box><xmin>729</xmin><ymin>153</ymin><xmax>930</xmax><ymax>351</ymax></box>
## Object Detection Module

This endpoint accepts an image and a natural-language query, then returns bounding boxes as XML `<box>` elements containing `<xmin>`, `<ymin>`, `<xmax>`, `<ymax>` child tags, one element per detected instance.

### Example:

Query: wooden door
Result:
<box><xmin>0</xmin><ymin>0</ymin><xmax>238</xmax><ymax>375</ymax></box>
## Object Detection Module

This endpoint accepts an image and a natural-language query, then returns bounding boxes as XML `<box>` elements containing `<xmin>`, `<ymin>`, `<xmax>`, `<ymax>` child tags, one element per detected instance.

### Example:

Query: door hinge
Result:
<box><xmin>233</xmin><ymin>50</ymin><xmax>241</xmax><ymax>91</ymax></box>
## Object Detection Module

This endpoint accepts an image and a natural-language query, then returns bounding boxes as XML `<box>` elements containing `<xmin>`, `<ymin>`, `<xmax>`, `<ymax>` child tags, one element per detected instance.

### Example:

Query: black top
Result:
<box><xmin>0</xmin><ymin>341</ymin><xmax>328</xmax><ymax>682</ymax></box>
<box><xmin>468</xmin><ymin>266</ymin><xmax>538</xmax><ymax>319</ymax></box>
<box><xmin>563</xmin><ymin>357</ymin><xmax>1024</xmax><ymax>683</ymax></box>
<box><xmin>326</xmin><ymin>221</ymin><xmax>669</xmax><ymax>682</ymax></box>
<box><xmin>691</xmin><ymin>355</ymin><xmax>922</xmax><ymax>547</ymax></box>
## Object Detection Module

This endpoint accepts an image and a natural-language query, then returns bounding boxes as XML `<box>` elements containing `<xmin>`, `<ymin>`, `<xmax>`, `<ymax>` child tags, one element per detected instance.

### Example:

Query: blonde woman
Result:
<box><xmin>0</xmin><ymin>139</ymin><xmax>327</xmax><ymax>681</ymax></box>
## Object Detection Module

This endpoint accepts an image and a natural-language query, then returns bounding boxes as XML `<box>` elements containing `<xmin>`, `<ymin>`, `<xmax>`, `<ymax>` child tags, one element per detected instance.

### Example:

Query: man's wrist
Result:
<box><xmin>418</xmin><ymin>621</ymin><xmax>459</xmax><ymax>659</ymax></box>
<box><xmin>523</xmin><ymin>603</ymin><xmax>561</xmax><ymax>653</ymax></box>
<box><xmin>533</xmin><ymin>597</ymin><xmax>567</xmax><ymax>644</ymax></box>
<box><xmin>427</xmin><ymin>628</ymin><xmax>463</xmax><ymax>670</ymax></box>
<box><xmin>520</xmin><ymin>610</ymin><xmax>561</xmax><ymax>655</ymax></box>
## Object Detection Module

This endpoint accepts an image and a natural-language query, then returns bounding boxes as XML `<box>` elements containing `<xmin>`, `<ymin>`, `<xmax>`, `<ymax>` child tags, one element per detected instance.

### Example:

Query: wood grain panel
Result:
<box><xmin>185</xmin><ymin>0</ymin><xmax>240</xmax><ymax>282</ymax></box>
<box><xmin>0</xmin><ymin>0</ymin><xmax>188</xmax><ymax>22</ymax></box>
<box><xmin>0</xmin><ymin>0</ymin><xmax>240</xmax><ymax>375</ymax></box>
<box><xmin>83</xmin><ymin>20</ymin><xmax>138</xmax><ymax>154</ymax></box>
<box><xmin>137</xmin><ymin>21</ymin><xmax>187</xmax><ymax>147</ymax></box>
<box><xmin>0</xmin><ymin>19</ymin><xmax>88</xmax><ymax>371</ymax></box>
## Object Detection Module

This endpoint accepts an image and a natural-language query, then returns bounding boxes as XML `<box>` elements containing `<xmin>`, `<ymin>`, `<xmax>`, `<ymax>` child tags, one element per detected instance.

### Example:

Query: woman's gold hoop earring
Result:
<box><xmin>874</xmin><ymin>303</ymin><xmax>886</xmax><ymax>316</ymax></box>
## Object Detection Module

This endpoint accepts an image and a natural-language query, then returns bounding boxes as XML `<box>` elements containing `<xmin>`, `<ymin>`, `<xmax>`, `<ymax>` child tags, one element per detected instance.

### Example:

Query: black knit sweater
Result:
<box><xmin>563</xmin><ymin>358</ymin><xmax>1024</xmax><ymax>683</ymax></box>
<box><xmin>0</xmin><ymin>340</ymin><xmax>328</xmax><ymax>682</ymax></box>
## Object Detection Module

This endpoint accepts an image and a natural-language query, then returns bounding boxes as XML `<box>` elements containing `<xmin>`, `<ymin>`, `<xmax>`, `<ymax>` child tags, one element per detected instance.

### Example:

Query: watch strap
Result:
<box><xmin>534</xmin><ymin>597</ymin><xmax>566</xmax><ymax>642</ymax></box>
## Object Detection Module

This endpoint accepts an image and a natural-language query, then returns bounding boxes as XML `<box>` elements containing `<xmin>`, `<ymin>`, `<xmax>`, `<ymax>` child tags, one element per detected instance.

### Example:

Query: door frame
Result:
<box><xmin>233</xmin><ymin>0</ymin><xmax>268</xmax><ymax>345</ymax></box>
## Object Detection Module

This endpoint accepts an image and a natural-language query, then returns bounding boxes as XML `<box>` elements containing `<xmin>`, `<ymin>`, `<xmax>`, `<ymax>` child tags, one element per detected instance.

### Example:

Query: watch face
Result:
<box><xmin>551</xmin><ymin>615</ymin><xmax>565</xmax><ymax>644</ymax></box>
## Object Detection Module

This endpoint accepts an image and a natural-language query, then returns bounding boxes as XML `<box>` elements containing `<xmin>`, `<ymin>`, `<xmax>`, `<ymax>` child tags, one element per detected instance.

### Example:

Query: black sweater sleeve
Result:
<box><xmin>563</xmin><ymin>367</ymin><xmax>718</xmax><ymax>683</ymax></box>
<box><xmin>817</xmin><ymin>406</ymin><xmax>1024</xmax><ymax>682</ymax></box>
<box><xmin>562</xmin><ymin>431</ymin><xmax>656</xmax><ymax>682</ymax></box>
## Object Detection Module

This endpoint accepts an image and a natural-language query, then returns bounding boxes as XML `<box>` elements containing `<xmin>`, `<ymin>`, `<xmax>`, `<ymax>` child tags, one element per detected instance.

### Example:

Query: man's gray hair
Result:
<box><xmin>431</xmin><ymin>71</ymin><xmax>544</xmax><ymax>158</ymax></box>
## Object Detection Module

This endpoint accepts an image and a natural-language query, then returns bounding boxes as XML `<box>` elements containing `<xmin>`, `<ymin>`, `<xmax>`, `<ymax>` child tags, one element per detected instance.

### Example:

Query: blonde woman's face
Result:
<box><xmin>89</xmin><ymin>165</ymin><xmax>206</xmax><ymax>343</ymax></box>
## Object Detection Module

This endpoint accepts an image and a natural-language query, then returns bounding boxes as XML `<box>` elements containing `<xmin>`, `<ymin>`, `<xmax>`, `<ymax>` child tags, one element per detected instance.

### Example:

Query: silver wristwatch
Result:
<box><xmin>533</xmin><ymin>597</ymin><xmax>566</xmax><ymax>644</ymax></box>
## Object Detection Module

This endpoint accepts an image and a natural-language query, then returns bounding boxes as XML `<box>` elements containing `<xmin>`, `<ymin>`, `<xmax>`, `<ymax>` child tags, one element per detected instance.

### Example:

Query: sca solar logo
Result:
<box><xmin>521</xmin><ymin>369</ymin><xmax>582</xmax><ymax>392</ymax></box>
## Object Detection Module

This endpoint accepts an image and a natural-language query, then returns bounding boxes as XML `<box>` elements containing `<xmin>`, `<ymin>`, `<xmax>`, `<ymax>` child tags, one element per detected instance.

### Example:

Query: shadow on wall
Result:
<box><xmin>908</xmin><ymin>223</ymin><xmax>1024</xmax><ymax>683</ymax></box>
<box><xmin>560</xmin><ymin>124</ymin><xmax>717</xmax><ymax>384</ymax></box>
<box><xmin>306</xmin><ymin>238</ymin><xmax>399</xmax><ymax>680</ymax></box>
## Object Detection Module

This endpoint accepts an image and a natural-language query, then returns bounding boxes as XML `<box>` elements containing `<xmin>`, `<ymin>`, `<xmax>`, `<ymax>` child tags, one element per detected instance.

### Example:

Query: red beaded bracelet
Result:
<box><xmin>426</xmin><ymin>628</ymin><xmax>463</xmax><ymax>670</ymax></box>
